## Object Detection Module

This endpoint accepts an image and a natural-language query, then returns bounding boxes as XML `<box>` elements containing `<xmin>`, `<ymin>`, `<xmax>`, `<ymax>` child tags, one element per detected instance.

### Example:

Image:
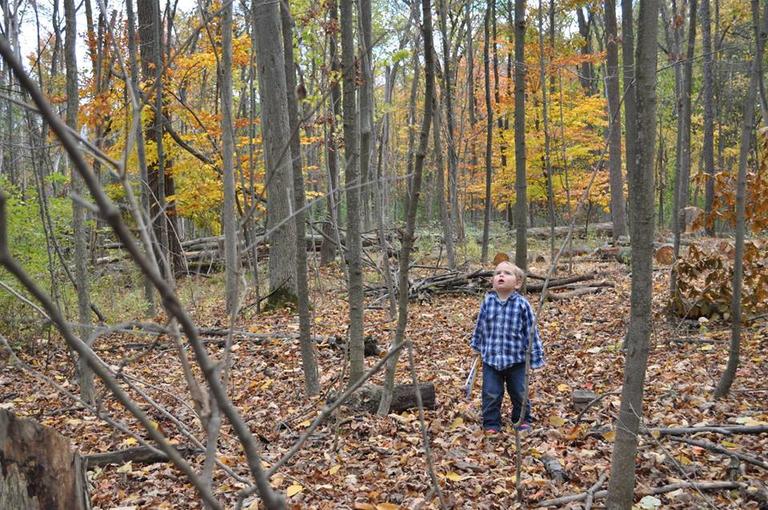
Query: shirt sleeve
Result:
<box><xmin>525</xmin><ymin>299</ymin><xmax>545</xmax><ymax>369</ymax></box>
<box><xmin>469</xmin><ymin>297</ymin><xmax>486</xmax><ymax>352</ymax></box>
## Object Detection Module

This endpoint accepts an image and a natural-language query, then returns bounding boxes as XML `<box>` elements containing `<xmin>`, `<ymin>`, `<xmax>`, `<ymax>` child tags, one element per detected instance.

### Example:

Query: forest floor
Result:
<box><xmin>1</xmin><ymin>253</ymin><xmax>767</xmax><ymax>509</ymax></box>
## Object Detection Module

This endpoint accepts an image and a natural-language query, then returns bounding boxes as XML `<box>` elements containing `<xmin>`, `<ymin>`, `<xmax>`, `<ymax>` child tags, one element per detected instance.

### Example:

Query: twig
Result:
<box><xmin>669</xmin><ymin>436</ymin><xmax>768</xmax><ymax>470</ymax></box>
<box><xmin>584</xmin><ymin>472</ymin><xmax>608</xmax><ymax>510</ymax></box>
<box><xmin>575</xmin><ymin>390</ymin><xmax>621</xmax><ymax>424</ymax></box>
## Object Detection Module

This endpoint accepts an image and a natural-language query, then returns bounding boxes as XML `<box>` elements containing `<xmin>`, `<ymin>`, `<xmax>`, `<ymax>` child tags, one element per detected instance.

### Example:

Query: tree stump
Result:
<box><xmin>571</xmin><ymin>389</ymin><xmax>598</xmax><ymax>411</ymax></box>
<box><xmin>0</xmin><ymin>409</ymin><xmax>89</xmax><ymax>510</ymax></box>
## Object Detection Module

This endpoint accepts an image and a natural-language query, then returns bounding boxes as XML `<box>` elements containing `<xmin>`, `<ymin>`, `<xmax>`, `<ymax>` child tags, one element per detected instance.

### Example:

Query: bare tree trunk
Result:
<box><xmin>220</xmin><ymin>0</ymin><xmax>239</xmax><ymax>316</ymax></box>
<box><xmin>576</xmin><ymin>7</ymin><xmax>597</xmax><ymax>95</ymax></box>
<box><xmin>125</xmin><ymin>0</ymin><xmax>156</xmax><ymax>315</ymax></box>
<box><xmin>437</xmin><ymin>0</ymin><xmax>457</xmax><ymax>268</ymax></box>
<box><xmin>702</xmin><ymin>0</ymin><xmax>716</xmax><ymax>235</ymax></box>
<box><xmin>622</xmin><ymin>0</ymin><xmax>638</xmax><ymax>227</ymax></box>
<box><xmin>65</xmin><ymin>0</ymin><xmax>93</xmax><ymax>404</ymax></box>
<box><xmin>539</xmin><ymin>0</ymin><xmax>556</xmax><ymax>260</ymax></box>
<box><xmin>514</xmin><ymin>0</ymin><xmax>528</xmax><ymax>271</ymax></box>
<box><xmin>378</xmin><ymin>0</ymin><xmax>435</xmax><ymax>415</ymax></box>
<box><xmin>252</xmin><ymin>0</ymin><xmax>299</xmax><ymax>308</ymax></box>
<box><xmin>671</xmin><ymin>0</ymin><xmax>697</xmax><ymax>298</ymax></box>
<box><xmin>753</xmin><ymin>0</ymin><xmax>768</xmax><ymax>127</ymax></box>
<box><xmin>606</xmin><ymin>0</ymin><xmax>659</xmax><ymax>505</ymax></box>
<box><xmin>359</xmin><ymin>0</ymin><xmax>373</xmax><ymax>231</ymax></box>
<box><xmin>340</xmin><ymin>0</ymin><xmax>365</xmax><ymax>384</ymax></box>
<box><xmin>281</xmin><ymin>0</ymin><xmax>320</xmax><ymax>396</ymax></box>
<box><xmin>714</xmin><ymin>34</ymin><xmax>758</xmax><ymax>398</ymax></box>
<box><xmin>604</xmin><ymin>0</ymin><xmax>627</xmax><ymax>240</ymax></box>
<box><xmin>481</xmin><ymin>1</ymin><xmax>493</xmax><ymax>263</ymax></box>
<box><xmin>320</xmin><ymin>0</ymin><xmax>342</xmax><ymax>266</ymax></box>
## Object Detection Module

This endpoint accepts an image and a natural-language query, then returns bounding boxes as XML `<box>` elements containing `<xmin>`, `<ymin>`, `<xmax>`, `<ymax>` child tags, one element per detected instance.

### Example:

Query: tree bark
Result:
<box><xmin>539</xmin><ymin>0</ymin><xmax>556</xmax><ymax>259</ymax></box>
<box><xmin>0</xmin><ymin>409</ymin><xmax>89</xmax><ymax>510</ymax></box>
<box><xmin>481</xmin><ymin>2</ymin><xmax>493</xmax><ymax>263</ymax></box>
<box><xmin>340</xmin><ymin>0</ymin><xmax>365</xmax><ymax>384</ymax></box>
<box><xmin>281</xmin><ymin>0</ymin><xmax>320</xmax><ymax>396</ymax></box>
<box><xmin>359</xmin><ymin>0</ymin><xmax>374</xmax><ymax>230</ymax></box>
<box><xmin>377</xmin><ymin>0</ymin><xmax>435</xmax><ymax>415</ymax></box>
<box><xmin>320</xmin><ymin>0</ymin><xmax>342</xmax><ymax>267</ymax></box>
<box><xmin>437</xmin><ymin>0</ymin><xmax>457</xmax><ymax>268</ymax></box>
<box><xmin>622</xmin><ymin>0</ymin><xmax>637</xmax><ymax>227</ymax></box>
<box><xmin>701</xmin><ymin>0</ymin><xmax>716</xmax><ymax>235</ymax></box>
<box><xmin>220</xmin><ymin>0</ymin><xmax>239</xmax><ymax>316</ymax></box>
<box><xmin>65</xmin><ymin>0</ymin><xmax>93</xmax><ymax>404</ymax></box>
<box><xmin>604</xmin><ymin>0</ymin><xmax>627</xmax><ymax>240</ymax></box>
<box><xmin>514</xmin><ymin>0</ymin><xmax>528</xmax><ymax>271</ymax></box>
<box><xmin>253</xmin><ymin>0</ymin><xmax>299</xmax><ymax>308</ymax></box>
<box><xmin>605</xmin><ymin>0</ymin><xmax>658</xmax><ymax>505</ymax></box>
<box><xmin>714</xmin><ymin>37</ymin><xmax>758</xmax><ymax>398</ymax></box>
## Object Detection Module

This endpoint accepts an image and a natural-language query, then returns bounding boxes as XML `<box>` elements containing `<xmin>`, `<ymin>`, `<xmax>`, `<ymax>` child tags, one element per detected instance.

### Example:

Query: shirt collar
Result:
<box><xmin>490</xmin><ymin>290</ymin><xmax>519</xmax><ymax>304</ymax></box>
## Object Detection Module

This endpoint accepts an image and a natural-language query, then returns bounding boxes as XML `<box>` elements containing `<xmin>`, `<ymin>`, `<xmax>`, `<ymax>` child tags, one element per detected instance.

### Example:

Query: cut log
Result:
<box><xmin>356</xmin><ymin>383</ymin><xmax>436</xmax><ymax>414</ymax></box>
<box><xmin>654</xmin><ymin>243</ymin><xmax>675</xmax><ymax>265</ymax></box>
<box><xmin>0</xmin><ymin>409</ymin><xmax>89</xmax><ymax>510</ymax></box>
<box><xmin>83</xmin><ymin>445</ymin><xmax>202</xmax><ymax>467</ymax></box>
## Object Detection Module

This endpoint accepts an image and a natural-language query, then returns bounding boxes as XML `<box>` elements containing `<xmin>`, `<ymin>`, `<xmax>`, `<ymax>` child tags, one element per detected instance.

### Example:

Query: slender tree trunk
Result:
<box><xmin>359</xmin><ymin>0</ymin><xmax>373</xmax><ymax>231</ymax></box>
<box><xmin>606</xmin><ymin>0</ymin><xmax>659</xmax><ymax>505</ymax></box>
<box><xmin>253</xmin><ymin>0</ymin><xmax>299</xmax><ymax>308</ymax></box>
<box><xmin>65</xmin><ymin>0</ymin><xmax>93</xmax><ymax>404</ymax></box>
<box><xmin>125</xmin><ymin>0</ymin><xmax>156</xmax><ymax>315</ymax></box>
<box><xmin>378</xmin><ymin>0</ymin><xmax>435</xmax><ymax>415</ymax></box>
<box><xmin>481</xmin><ymin>2</ymin><xmax>493</xmax><ymax>263</ymax></box>
<box><xmin>753</xmin><ymin>0</ymin><xmax>768</xmax><ymax>127</ymax></box>
<box><xmin>220</xmin><ymin>0</ymin><xmax>239</xmax><ymax>316</ymax></box>
<box><xmin>514</xmin><ymin>0</ymin><xmax>528</xmax><ymax>271</ymax></box>
<box><xmin>604</xmin><ymin>0</ymin><xmax>627</xmax><ymax>240</ymax></box>
<box><xmin>340</xmin><ymin>0</ymin><xmax>365</xmax><ymax>385</ymax></box>
<box><xmin>714</xmin><ymin>35</ymin><xmax>759</xmax><ymax>398</ymax></box>
<box><xmin>539</xmin><ymin>0</ymin><xmax>556</xmax><ymax>260</ymax></box>
<box><xmin>671</xmin><ymin>0</ymin><xmax>697</xmax><ymax>297</ymax></box>
<box><xmin>437</xmin><ymin>0</ymin><xmax>457</xmax><ymax>268</ymax></box>
<box><xmin>281</xmin><ymin>0</ymin><xmax>320</xmax><ymax>396</ymax></box>
<box><xmin>701</xmin><ymin>0</ymin><xmax>716</xmax><ymax>234</ymax></box>
<box><xmin>622</xmin><ymin>0</ymin><xmax>638</xmax><ymax>227</ymax></box>
<box><xmin>320</xmin><ymin>0</ymin><xmax>342</xmax><ymax>266</ymax></box>
<box><xmin>576</xmin><ymin>8</ymin><xmax>596</xmax><ymax>95</ymax></box>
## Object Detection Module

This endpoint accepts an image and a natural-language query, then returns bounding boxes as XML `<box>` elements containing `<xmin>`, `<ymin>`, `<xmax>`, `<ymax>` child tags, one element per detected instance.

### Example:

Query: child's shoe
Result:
<box><xmin>484</xmin><ymin>427</ymin><xmax>500</xmax><ymax>435</ymax></box>
<box><xmin>515</xmin><ymin>423</ymin><xmax>531</xmax><ymax>433</ymax></box>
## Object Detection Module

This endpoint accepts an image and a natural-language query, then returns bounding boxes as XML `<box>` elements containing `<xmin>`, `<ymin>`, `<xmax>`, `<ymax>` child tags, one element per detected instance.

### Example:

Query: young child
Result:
<box><xmin>470</xmin><ymin>261</ymin><xmax>545</xmax><ymax>433</ymax></box>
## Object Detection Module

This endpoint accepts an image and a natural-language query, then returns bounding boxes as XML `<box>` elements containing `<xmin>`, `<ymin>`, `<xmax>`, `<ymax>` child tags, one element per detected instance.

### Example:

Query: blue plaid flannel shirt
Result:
<box><xmin>470</xmin><ymin>291</ymin><xmax>545</xmax><ymax>370</ymax></box>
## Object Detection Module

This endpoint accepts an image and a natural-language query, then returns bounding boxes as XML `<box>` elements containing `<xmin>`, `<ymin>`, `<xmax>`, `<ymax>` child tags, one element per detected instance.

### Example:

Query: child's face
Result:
<box><xmin>493</xmin><ymin>262</ymin><xmax>519</xmax><ymax>294</ymax></box>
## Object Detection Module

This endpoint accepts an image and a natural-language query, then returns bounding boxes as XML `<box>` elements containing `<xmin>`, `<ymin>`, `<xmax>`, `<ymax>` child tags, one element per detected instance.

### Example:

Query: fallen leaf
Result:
<box><xmin>286</xmin><ymin>484</ymin><xmax>303</xmax><ymax>497</ymax></box>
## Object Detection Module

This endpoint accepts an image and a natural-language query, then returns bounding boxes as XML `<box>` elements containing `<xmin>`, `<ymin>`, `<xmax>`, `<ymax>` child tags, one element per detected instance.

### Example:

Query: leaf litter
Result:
<box><xmin>1</xmin><ymin>257</ymin><xmax>766</xmax><ymax>509</ymax></box>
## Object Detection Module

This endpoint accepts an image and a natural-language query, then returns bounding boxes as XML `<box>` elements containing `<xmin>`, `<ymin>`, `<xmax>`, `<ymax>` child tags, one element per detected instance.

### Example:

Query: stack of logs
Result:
<box><xmin>372</xmin><ymin>270</ymin><xmax>614</xmax><ymax>301</ymax></box>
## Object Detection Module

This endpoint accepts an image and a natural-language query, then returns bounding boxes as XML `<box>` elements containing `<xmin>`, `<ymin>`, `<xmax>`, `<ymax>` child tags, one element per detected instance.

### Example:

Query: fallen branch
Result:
<box><xmin>647</xmin><ymin>425</ymin><xmax>768</xmax><ymax>436</ymax></box>
<box><xmin>545</xmin><ymin>287</ymin><xmax>603</xmax><ymax>300</ymax></box>
<box><xmin>536</xmin><ymin>481</ymin><xmax>743</xmax><ymax>507</ymax></box>
<box><xmin>584</xmin><ymin>472</ymin><xmax>608</xmax><ymax>510</ymax></box>
<box><xmin>84</xmin><ymin>445</ymin><xmax>202</xmax><ymax>467</ymax></box>
<box><xmin>540</xmin><ymin>455</ymin><xmax>566</xmax><ymax>484</ymax></box>
<box><xmin>669</xmin><ymin>436</ymin><xmax>768</xmax><ymax>470</ymax></box>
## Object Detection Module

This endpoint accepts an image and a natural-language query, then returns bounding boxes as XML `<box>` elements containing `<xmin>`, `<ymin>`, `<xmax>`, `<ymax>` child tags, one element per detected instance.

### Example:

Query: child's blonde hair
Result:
<box><xmin>495</xmin><ymin>260</ymin><xmax>526</xmax><ymax>290</ymax></box>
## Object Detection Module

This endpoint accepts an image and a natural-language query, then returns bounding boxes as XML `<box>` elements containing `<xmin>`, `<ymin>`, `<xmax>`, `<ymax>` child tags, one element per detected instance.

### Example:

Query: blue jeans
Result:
<box><xmin>482</xmin><ymin>362</ymin><xmax>532</xmax><ymax>430</ymax></box>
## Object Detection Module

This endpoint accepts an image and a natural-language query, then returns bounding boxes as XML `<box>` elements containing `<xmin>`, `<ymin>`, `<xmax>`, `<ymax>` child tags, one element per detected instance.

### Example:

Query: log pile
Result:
<box><xmin>370</xmin><ymin>269</ymin><xmax>613</xmax><ymax>301</ymax></box>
